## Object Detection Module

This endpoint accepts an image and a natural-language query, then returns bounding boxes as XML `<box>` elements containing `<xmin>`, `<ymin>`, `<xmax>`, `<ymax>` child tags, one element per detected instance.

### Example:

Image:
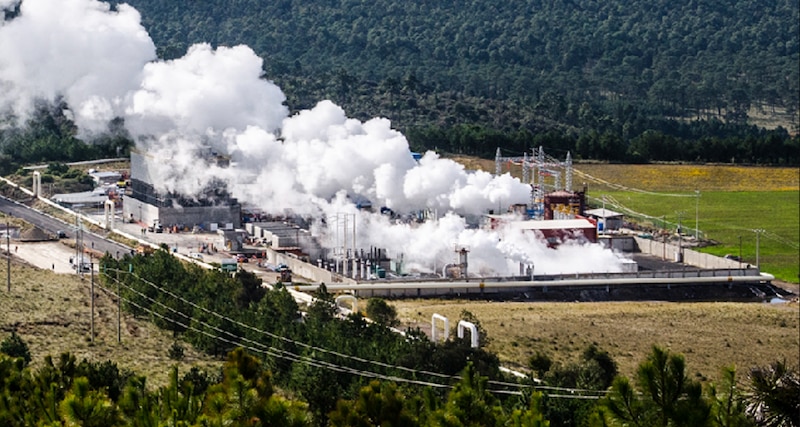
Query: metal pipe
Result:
<box><xmin>291</xmin><ymin>273</ymin><xmax>775</xmax><ymax>292</ymax></box>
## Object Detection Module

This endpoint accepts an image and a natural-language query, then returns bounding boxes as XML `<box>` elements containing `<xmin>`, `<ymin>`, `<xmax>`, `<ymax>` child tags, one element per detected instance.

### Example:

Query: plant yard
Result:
<box><xmin>450</xmin><ymin>157</ymin><xmax>800</xmax><ymax>283</ymax></box>
<box><xmin>393</xmin><ymin>299</ymin><xmax>799</xmax><ymax>384</ymax></box>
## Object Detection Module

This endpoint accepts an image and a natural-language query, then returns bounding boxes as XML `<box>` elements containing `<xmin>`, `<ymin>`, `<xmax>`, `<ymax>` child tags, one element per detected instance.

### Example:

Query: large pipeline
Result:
<box><xmin>292</xmin><ymin>273</ymin><xmax>775</xmax><ymax>293</ymax></box>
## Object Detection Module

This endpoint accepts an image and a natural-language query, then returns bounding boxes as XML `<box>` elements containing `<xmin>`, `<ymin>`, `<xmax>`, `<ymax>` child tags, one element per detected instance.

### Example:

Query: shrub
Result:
<box><xmin>0</xmin><ymin>331</ymin><xmax>32</xmax><ymax>366</ymax></box>
<box><xmin>365</xmin><ymin>298</ymin><xmax>399</xmax><ymax>327</ymax></box>
<box><xmin>168</xmin><ymin>341</ymin><xmax>185</xmax><ymax>361</ymax></box>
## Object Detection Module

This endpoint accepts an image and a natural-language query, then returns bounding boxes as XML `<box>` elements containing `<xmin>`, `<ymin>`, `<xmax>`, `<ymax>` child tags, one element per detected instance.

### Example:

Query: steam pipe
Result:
<box><xmin>292</xmin><ymin>273</ymin><xmax>776</xmax><ymax>292</ymax></box>
<box><xmin>457</xmin><ymin>320</ymin><xmax>479</xmax><ymax>348</ymax></box>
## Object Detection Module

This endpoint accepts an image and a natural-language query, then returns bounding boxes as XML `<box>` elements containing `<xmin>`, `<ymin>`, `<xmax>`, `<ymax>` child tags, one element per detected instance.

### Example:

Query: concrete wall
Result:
<box><xmin>599</xmin><ymin>236</ymin><xmax>636</xmax><ymax>252</ymax></box>
<box><xmin>264</xmin><ymin>247</ymin><xmax>356</xmax><ymax>285</ymax></box>
<box><xmin>123</xmin><ymin>202</ymin><xmax>241</xmax><ymax>230</ymax></box>
<box><xmin>634</xmin><ymin>236</ymin><xmax>746</xmax><ymax>270</ymax></box>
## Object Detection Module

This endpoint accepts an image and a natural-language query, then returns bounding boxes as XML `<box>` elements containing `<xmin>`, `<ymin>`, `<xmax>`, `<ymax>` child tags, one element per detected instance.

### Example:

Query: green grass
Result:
<box><xmin>596</xmin><ymin>191</ymin><xmax>799</xmax><ymax>283</ymax></box>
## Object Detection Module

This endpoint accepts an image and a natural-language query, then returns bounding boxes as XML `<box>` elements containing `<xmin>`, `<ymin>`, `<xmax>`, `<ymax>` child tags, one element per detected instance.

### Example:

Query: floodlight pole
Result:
<box><xmin>676</xmin><ymin>211</ymin><xmax>685</xmax><ymax>262</ymax></box>
<box><xmin>695</xmin><ymin>190</ymin><xmax>700</xmax><ymax>239</ymax></box>
<box><xmin>662</xmin><ymin>215</ymin><xmax>667</xmax><ymax>260</ymax></box>
<box><xmin>754</xmin><ymin>228</ymin><xmax>765</xmax><ymax>269</ymax></box>
<box><xmin>738</xmin><ymin>236</ymin><xmax>742</xmax><ymax>269</ymax></box>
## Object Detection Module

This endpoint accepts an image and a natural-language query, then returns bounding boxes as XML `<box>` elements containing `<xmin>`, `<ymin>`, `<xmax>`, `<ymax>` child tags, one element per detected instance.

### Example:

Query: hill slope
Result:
<box><xmin>116</xmin><ymin>0</ymin><xmax>799</xmax><ymax>132</ymax></box>
<box><xmin>0</xmin><ymin>254</ymin><xmax>220</xmax><ymax>387</ymax></box>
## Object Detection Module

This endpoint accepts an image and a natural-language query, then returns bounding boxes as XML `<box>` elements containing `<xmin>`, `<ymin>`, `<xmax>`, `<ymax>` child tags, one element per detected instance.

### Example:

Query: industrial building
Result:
<box><xmin>123</xmin><ymin>149</ymin><xmax>242</xmax><ymax>230</ymax></box>
<box><xmin>585</xmin><ymin>208</ymin><xmax>625</xmax><ymax>232</ymax></box>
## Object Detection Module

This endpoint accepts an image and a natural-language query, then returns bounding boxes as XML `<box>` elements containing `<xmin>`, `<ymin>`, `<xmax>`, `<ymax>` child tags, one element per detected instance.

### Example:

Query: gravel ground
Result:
<box><xmin>7</xmin><ymin>241</ymin><xmax>81</xmax><ymax>274</ymax></box>
<box><xmin>6</xmin><ymin>237</ymin><xmax>283</xmax><ymax>285</ymax></box>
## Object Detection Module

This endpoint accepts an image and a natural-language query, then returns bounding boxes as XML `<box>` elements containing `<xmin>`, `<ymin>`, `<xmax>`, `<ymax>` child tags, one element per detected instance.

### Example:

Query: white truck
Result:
<box><xmin>69</xmin><ymin>255</ymin><xmax>92</xmax><ymax>272</ymax></box>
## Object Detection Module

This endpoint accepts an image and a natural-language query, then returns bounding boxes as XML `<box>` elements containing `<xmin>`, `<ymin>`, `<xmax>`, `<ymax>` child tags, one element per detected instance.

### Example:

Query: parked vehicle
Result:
<box><xmin>68</xmin><ymin>256</ymin><xmax>91</xmax><ymax>272</ymax></box>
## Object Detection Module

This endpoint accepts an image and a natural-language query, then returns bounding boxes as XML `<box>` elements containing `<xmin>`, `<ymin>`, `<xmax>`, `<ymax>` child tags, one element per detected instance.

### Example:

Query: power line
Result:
<box><xmin>98</xmin><ymin>268</ymin><xmax>607</xmax><ymax>399</ymax></box>
<box><xmin>92</xmin><ymin>277</ymin><xmax>487</xmax><ymax>392</ymax></box>
<box><xmin>573</xmin><ymin>169</ymin><xmax>697</xmax><ymax>198</ymax></box>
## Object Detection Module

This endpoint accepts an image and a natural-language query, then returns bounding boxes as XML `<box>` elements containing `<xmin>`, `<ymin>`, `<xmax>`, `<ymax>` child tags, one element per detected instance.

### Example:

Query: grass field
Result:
<box><xmin>574</xmin><ymin>164</ymin><xmax>799</xmax><ymax>283</ymax></box>
<box><xmin>451</xmin><ymin>157</ymin><xmax>800</xmax><ymax>283</ymax></box>
<box><xmin>0</xmin><ymin>258</ymin><xmax>221</xmax><ymax>387</ymax></box>
<box><xmin>393</xmin><ymin>299</ymin><xmax>800</xmax><ymax>384</ymax></box>
<box><xmin>596</xmin><ymin>190</ymin><xmax>799</xmax><ymax>282</ymax></box>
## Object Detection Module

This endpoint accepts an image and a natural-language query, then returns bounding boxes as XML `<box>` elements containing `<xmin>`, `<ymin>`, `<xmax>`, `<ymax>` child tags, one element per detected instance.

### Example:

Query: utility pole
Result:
<box><xmin>754</xmin><ymin>228</ymin><xmax>765</xmax><ymax>269</ymax></box>
<box><xmin>75</xmin><ymin>215</ymin><xmax>82</xmax><ymax>277</ymax></box>
<box><xmin>117</xmin><ymin>267</ymin><xmax>121</xmax><ymax>343</ymax></box>
<box><xmin>6</xmin><ymin>218</ymin><xmax>10</xmax><ymax>292</ymax></box>
<box><xmin>90</xmin><ymin>254</ymin><xmax>94</xmax><ymax>344</ymax></box>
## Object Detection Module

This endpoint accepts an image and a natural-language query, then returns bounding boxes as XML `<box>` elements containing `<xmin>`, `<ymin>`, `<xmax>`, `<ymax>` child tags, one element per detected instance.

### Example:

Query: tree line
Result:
<box><xmin>114</xmin><ymin>0</ymin><xmax>799</xmax><ymax>120</ymax></box>
<box><xmin>2</xmin><ymin>330</ymin><xmax>798</xmax><ymax>426</ymax></box>
<box><xmin>0</xmin><ymin>102</ymin><xmax>133</xmax><ymax>176</ymax></box>
<box><xmin>2</xmin><ymin>0</ymin><xmax>799</xmax><ymax>168</ymax></box>
<box><xmin>35</xmin><ymin>249</ymin><xmax>789</xmax><ymax>426</ymax></box>
<box><xmin>106</xmin><ymin>0</ymin><xmax>798</xmax><ymax>165</ymax></box>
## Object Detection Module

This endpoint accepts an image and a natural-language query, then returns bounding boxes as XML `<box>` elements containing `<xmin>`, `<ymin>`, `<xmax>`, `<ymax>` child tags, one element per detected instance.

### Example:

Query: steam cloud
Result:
<box><xmin>0</xmin><ymin>0</ymin><xmax>627</xmax><ymax>275</ymax></box>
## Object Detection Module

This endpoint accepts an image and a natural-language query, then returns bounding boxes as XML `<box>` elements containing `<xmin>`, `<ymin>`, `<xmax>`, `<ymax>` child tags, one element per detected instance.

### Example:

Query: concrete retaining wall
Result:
<box><xmin>634</xmin><ymin>236</ymin><xmax>745</xmax><ymax>270</ymax></box>
<box><xmin>264</xmin><ymin>247</ymin><xmax>356</xmax><ymax>285</ymax></box>
<box><xmin>599</xmin><ymin>236</ymin><xmax>636</xmax><ymax>251</ymax></box>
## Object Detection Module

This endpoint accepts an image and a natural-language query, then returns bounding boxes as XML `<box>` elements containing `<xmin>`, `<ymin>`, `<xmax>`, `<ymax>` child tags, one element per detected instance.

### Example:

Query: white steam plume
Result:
<box><xmin>0</xmin><ymin>0</ymin><xmax>627</xmax><ymax>276</ymax></box>
<box><xmin>0</xmin><ymin>0</ymin><xmax>155</xmax><ymax>133</ymax></box>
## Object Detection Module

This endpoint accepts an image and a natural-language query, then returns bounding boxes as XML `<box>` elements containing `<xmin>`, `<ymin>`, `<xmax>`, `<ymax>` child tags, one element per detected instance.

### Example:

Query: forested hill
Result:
<box><xmin>101</xmin><ymin>1</ymin><xmax>798</xmax><ymax>164</ymax></box>
<box><xmin>118</xmin><ymin>0</ymin><xmax>798</xmax><ymax>112</ymax></box>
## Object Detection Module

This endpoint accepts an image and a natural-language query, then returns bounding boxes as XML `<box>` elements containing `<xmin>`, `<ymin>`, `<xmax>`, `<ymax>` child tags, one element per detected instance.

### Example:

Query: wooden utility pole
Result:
<box><xmin>117</xmin><ymin>267</ymin><xmax>121</xmax><ymax>343</ymax></box>
<box><xmin>6</xmin><ymin>218</ymin><xmax>9</xmax><ymax>292</ymax></box>
<box><xmin>90</xmin><ymin>255</ymin><xmax>94</xmax><ymax>343</ymax></box>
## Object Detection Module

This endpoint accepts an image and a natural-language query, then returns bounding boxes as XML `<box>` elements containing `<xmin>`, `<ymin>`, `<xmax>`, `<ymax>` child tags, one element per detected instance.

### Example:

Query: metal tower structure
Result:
<box><xmin>494</xmin><ymin>146</ymin><xmax>574</xmax><ymax>219</ymax></box>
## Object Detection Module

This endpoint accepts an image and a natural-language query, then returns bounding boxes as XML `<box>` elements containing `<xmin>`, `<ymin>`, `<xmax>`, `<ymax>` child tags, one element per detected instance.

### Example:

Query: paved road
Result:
<box><xmin>0</xmin><ymin>195</ymin><xmax>131</xmax><ymax>258</ymax></box>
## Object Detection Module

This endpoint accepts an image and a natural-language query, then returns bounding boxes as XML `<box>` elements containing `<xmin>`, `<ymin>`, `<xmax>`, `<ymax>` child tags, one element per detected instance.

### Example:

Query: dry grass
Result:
<box><xmin>0</xmin><ymin>258</ymin><xmax>221</xmax><ymax>387</ymax></box>
<box><xmin>574</xmin><ymin>164</ymin><xmax>799</xmax><ymax>192</ymax></box>
<box><xmin>449</xmin><ymin>155</ymin><xmax>799</xmax><ymax>193</ymax></box>
<box><xmin>393</xmin><ymin>299</ymin><xmax>800</xmax><ymax>383</ymax></box>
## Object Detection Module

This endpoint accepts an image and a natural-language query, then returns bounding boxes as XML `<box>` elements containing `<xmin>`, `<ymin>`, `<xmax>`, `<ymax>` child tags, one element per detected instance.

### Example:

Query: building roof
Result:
<box><xmin>51</xmin><ymin>190</ymin><xmax>108</xmax><ymax>205</ymax></box>
<box><xmin>89</xmin><ymin>171</ymin><xmax>121</xmax><ymax>179</ymax></box>
<box><xmin>584</xmin><ymin>208</ymin><xmax>624</xmax><ymax>218</ymax></box>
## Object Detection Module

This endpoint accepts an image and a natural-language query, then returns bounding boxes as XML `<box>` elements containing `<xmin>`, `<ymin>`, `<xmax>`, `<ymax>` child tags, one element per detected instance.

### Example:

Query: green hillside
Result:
<box><xmin>1</xmin><ymin>0</ymin><xmax>798</xmax><ymax>168</ymax></box>
<box><xmin>117</xmin><ymin>0</ymin><xmax>798</xmax><ymax>125</ymax></box>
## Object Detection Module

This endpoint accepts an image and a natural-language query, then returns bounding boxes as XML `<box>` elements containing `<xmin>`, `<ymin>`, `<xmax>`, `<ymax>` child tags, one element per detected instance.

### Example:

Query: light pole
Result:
<box><xmin>661</xmin><ymin>215</ymin><xmax>667</xmax><ymax>260</ymax></box>
<box><xmin>754</xmin><ymin>228</ymin><xmax>765</xmax><ymax>269</ymax></box>
<box><xmin>676</xmin><ymin>211</ymin><xmax>685</xmax><ymax>262</ymax></box>
<box><xmin>695</xmin><ymin>190</ymin><xmax>700</xmax><ymax>239</ymax></box>
<box><xmin>738</xmin><ymin>235</ymin><xmax>742</xmax><ymax>269</ymax></box>
<box><xmin>601</xmin><ymin>195</ymin><xmax>606</xmax><ymax>235</ymax></box>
